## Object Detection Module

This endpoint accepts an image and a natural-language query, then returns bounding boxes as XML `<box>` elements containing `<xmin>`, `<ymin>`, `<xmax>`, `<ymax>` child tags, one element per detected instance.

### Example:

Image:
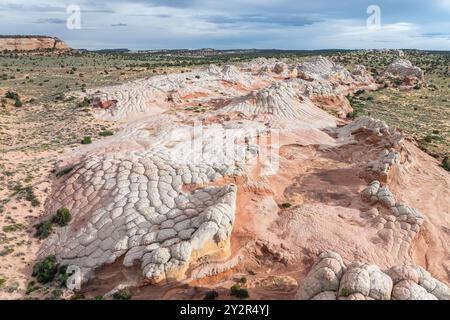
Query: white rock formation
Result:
<box><xmin>384</xmin><ymin>59</ymin><xmax>424</xmax><ymax>82</ymax></box>
<box><xmin>219</xmin><ymin>81</ymin><xmax>336</xmax><ymax>127</ymax></box>
<box><xmin>296</xmin><ymin>251</ymin><xmax>450</xmax><ymax>300</ymax></box>
<box><xmin>39</xmin><ymin>152</ymin><xmax>238</xmax><ymax>284</ymax></box>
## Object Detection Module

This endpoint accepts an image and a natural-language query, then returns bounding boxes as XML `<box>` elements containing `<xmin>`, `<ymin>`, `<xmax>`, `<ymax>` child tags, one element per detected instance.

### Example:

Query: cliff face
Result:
<box><xmin>0</xmin><ymin>36</ymin><xmax>70</xmax><ymax>52</ymax></box>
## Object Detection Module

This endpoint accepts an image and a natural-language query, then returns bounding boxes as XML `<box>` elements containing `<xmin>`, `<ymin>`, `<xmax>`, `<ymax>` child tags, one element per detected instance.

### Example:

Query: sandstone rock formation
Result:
<box><xmin>219</xmin><ymin>81</ymin><xmax>336</xmax><ymax>127</ymax></box>
<box><xmin>294</xmin><ymin>56</ymin><xmax>377</xmax><ymax>117</ymax></box>
<box><xmin>383</xmin><ymin>59</ymin><xmax>424</xmax><ymax>85</ymax></box>
<box><xmin>0</xmin><ymin>36</ymin><xmax>70</xmax><ymax>52</ymax></box>
<box><xmin>296</xmin><ymin>251</ymin><xmax>450</xmax><ymax>300</ymax></box>
<box><xmin>37</xmin><ymin>55</ymin><xmax>449</xmax><ymax>298</ymax></box>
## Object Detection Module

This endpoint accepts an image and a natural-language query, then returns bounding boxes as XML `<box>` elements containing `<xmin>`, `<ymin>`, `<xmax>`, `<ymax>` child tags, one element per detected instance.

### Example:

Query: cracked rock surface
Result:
<box><xmin>40</xmin><ymin>152</ymin><xmax>238</xmax><ymax>283</ymax></box>
<box><xmin>297</xmin><ymin>251</ymin><xmax>450</xmax><ymax>300</ymax></box>
<box><xmin>37</xmin><ymin>56</ymin><xmax>449</xmax><ymax>297</ymax></box>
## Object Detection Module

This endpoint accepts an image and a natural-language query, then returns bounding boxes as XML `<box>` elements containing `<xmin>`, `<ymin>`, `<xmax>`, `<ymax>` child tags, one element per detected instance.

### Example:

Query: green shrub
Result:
<box><xmin>52</xmin><ymin>207</ymin><xmax>71</xmax><ymax>226</ymax></box>
<box><xmin>99</xmin><ymin>130</ymin><xmax>114</xmax><ymax>137</ymax></box>
<box><xmin>14</xmin><ymin>99</ymin><xmax>23</xmax><ymax>108</ymax></box>
<box><xmin>70</xmin><ymin>293</ymin><xmax>86</xmax><ymax>300</ymax></box>
<box><xmin>35</xmin><ymin>220</ymin><xmax>52</xmax><ymax>239</ymax></box>
<box><xmin>203</xmin><ymin>290</ymin><xmax>219</xmax><ymax>300</ymax></box>
<box><xmin>26</xmin><ymin>281</ymin><xmax>38</xmax><ymax>294</ymax></box>
<box><xmin>81</xmin><ymin>136</ymin><xmax>92</xmax><ymax>144</ymax></box>
<box><xmin>442</xmin><ymin>157</ymin><xmax>450</xmax><ymax>172</ymax></box>
<box><xmin>0</xmin><ymin>247</ymin><xmax>14</xmax><ymax>256</ymax></box>
<box><xmin>230</xmin><ymin>284</ymin><xmax>249</xmax><ymax>299</ymax></box>
<box><xmin>423</xmin><ymin>135</ymin><xmax>433</xmax><ymax>143</ymax></box>
<box><xmin>54</xmin><ymin>265</ymin><xmax>69</xmax><ymax>287</ymax></box>
<box><xmin>0</xmin><ymin>278</ymin><xmax>5</xmax><ymax>287</ymax></box>
<box><xmin>32</xmin><ymin>255</ymin><xmax>59</xmax><ymax>284</ymax></box>
<box><xmin>5</xmin><ymin>91</ymin><xmax>19</xmax><ymax>100</ymax></box>
<box><xmin>51</xmin><ymin>288</ymin><xmax>63</xmax><ymax>299</ymax></box>
<box><xmin>2</xmin><ymin>224</ymin><xmax>23</xmax><ymax>232</ymax></box>
<box><xmin>78</xmin><ymin>97</ymin><xmax>92</xmax><ymax>108</ymax></box>
<box><xmin>21</xmin><ymin>186</ymin><xmax>40</xmax><ymax>207</ymax></box>
<box><xmin>230</xmin><ymin>284</ymin><xmax>240</xmax><ymax>295</ymax></box>
<box><xmin>113</xmin><ymin>288</ymin><xmax>132</xmax><ymax>300</ymax></box>
<box><xmin>55</xmin><ymin>166</ymin><xmax>73</xmax><ymax>177</ymax></box>
<box><xmin>281</xmin><ymin>202</ymin><xmax>291</xmax><ymax>209</ymax></box>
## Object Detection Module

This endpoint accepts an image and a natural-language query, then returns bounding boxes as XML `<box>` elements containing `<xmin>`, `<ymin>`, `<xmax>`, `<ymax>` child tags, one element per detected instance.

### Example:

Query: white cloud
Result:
<box><xmin>0</xmin><ymin>0</ymin><xmax>450</xmax><ymax>50</ymax></box>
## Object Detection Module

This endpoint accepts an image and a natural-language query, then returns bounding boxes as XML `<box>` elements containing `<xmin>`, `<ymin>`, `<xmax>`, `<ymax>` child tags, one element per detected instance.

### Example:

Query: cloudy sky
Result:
<box><xmin>1</xmin><ymin>0</ymin><xmax>450</xmax><ymax>50</ymax></box>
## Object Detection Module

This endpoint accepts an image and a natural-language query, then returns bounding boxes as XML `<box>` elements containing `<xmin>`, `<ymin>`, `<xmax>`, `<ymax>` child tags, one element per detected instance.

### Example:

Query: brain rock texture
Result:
<box><xmin>296</xmin><ymin>251</ymin><xmax>450</xmax><ymax>300</ymax></box>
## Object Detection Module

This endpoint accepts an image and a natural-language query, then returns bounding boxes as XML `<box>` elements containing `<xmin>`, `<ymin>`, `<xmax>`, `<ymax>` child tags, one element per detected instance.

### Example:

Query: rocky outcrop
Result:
<box><xmin>337</xmin><ymin>116</ymin><xmax>404</xmax><ymax>182</ymax></box>
<box><xmin>296</xmin><ymin>251</ymin><xmax>450</xmax><ymax>300</ymax></box>
<box><xmin>361</xmin><ymin>181</ymin><xmax>424</xmax><ymax>235</ymax></box>
<box><xmin>39</xmin><ymin>153</ymin><xmax>239</xmax><ymax>284</ymax></box>
<box><xmin>0</xmin><ymin>36</ymin><xmax>70</xmax><ymax>52</ymax></box>
<box><xmin>294</xmin><ymin>57</ymin><xmax>377</xmax><ymax>118</ymax></box>
<box><xmin>383</xmin><ymin>59</ymin><xmax>424</xmax><ymax>85</ymax></box>
<box><xmin>219</xmin><ymin>81</ymin><xmax>336</xmax><ymax>127</ymax></box>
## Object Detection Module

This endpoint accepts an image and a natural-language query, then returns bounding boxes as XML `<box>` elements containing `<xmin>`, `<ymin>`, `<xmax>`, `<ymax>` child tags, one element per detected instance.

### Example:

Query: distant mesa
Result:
<box><xmin>0</xmin><ymin>35</ymin><xmax>71</xmax><ymax>53</ymax></box>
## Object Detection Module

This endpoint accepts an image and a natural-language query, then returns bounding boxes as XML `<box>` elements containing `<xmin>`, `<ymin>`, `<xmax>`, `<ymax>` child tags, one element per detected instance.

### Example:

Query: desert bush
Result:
<box><xmin>281</xmin><ymin>202</ymin><xmax>291</xmax><ymax>209</ymax></box>
<box><xmin>18</xmin><ymin>185</ymin><xmax>40</xmax><ymax>207</ymax></box>
<box><xmin>113</xmin><ymin>288</ymin><xmax>132</xmax><ymax>300</ymax></box>
<box><xmin>26</xmin><ymin>281</ymin><xmax>38</xmax><ymax>294</ymax></box>
<box><xmin>442</xmin><ymin>157</ymin><xmax>450</xmax><ymax>172</ymax></box>
<box><xmin>55</xmin><ymin>166</ymin><xmax>73</xmax><ymax>177</ymax></box>
<box><xmin>77</xmin><ymin>97</ymin><xmax>91</xmax><ymax>108</ymax></box>
<box><xmin>32</xmin><ymin>255</ymin><xmax>59</xmax><ymax>284</ymax></box>
<box><xmin>51</xmin><ymin>288</ymin><xmax>63</xmax><ymax>299</ymax></box>
<box><xmin>35</xmin><ymin>220</ymin><xmax>52</xmax><ymax>239</ymax></box>
<box><xmin>5</xmin><ymin>91</ymin><xmax>19</xmax><ymax>100</ymax></box>
<box><xmin>81</xmin><ymin>136</ymin><xmax>92</xmax><ymax>144</ymax></box>
<box><xmin>99</xmin><ymin>130</ymin><xmax>114</xmax><ymax>137</ymax></box>
<box><xmin>230</xmin><ymin>284</ymin><xmax>249</xmax><ymax>299</ymax></box>
<box><xmin>52</xmin><ymin>207</ymin><xmax>71</xmax><ymax>226</ymax></box>
<box><xmin>203</xmin><ymin>290</ymin><xmax>219</xmax><ymax>300</ymax></box>
<box><xmin>70</xmin><ymin>293</ymin><xmax>86</xmax><ymax>300</ymax></box>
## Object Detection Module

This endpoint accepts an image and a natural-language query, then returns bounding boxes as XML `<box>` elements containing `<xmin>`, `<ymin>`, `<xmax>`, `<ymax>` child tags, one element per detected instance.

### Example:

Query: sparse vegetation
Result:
<box><xmin>203</xmin><ymin>290</ymin><xmax>219</xmax><ymax>300</ymax></box>
<box><xmin>281</xmin><ymin>202</ymin><xmax>292</xmax><ymax>209</ymax></box>
<box><xmin>32</xmin><ymin>255</ymin><xmax>59</xmax><ymax>284</ymax></box>
<box><xmin>99</xmin><ymin>130</ymin><xmax>114</xmax><ymax>137</ymax></box>
<box><xmin>52</xmin><ymin>207</ymin><xmax>71</xmax><ymax>226</ymax></box>
<box><xmin>34</xmin><ymin>220</ymin><xmax>53</xmax><ymax>239</ymax></box>
<box><xmin>113</xmin><ymin>288</ymin><xmax>132</xmax><ymax>300</ymax></box>
<box><xmin>78</xmin><ymin>97</ymin><xmax>92</xmax><ymax>108</ymax></box>
<box><xmin>55</xmin><ymin>166</ymin><xmax>74</xmax><ymax>178</ymax></box>
<box><xmin>70</xmin><ymin>293</ymin><xmax>86</xmax><ymax>300</ymax></box>
<box><xmin>26</xmin><ymin>281</ymin><xmax>39</xmax><ymax>294</ymax></box>
<box><xmin>81</xmin><ymin>136</ymin><xmax>92</xmax><ymax>144</ymax></box>
<box><xmin>442</xmin><ymin>157</ymin><xmax>450</xmax><ymax>172</ymax></box>
<box><xmin>230</xmin><ymin>284</ymin><xmax>249</xmax><ymax>299</ymax></box>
